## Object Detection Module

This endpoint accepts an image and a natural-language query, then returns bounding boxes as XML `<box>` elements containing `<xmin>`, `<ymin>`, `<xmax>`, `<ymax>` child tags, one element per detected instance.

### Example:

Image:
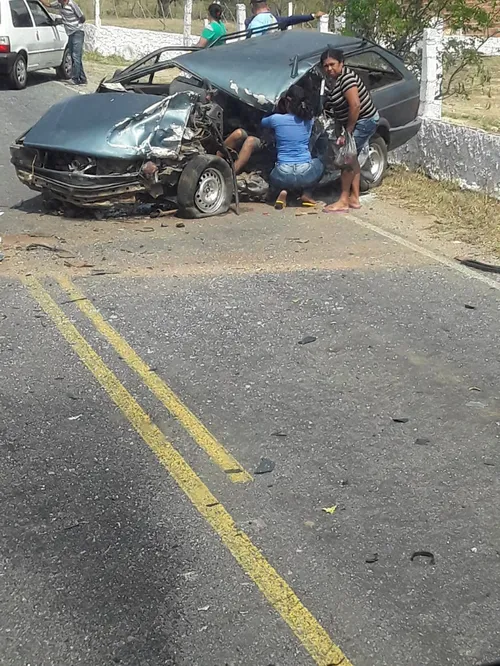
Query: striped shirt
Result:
<box><xmin>324</xmin><ymin>66</ymin><xmax>377</xmax><ymax>126</ymax></box>
<box><xmin>50</xmin><ymin>0</ymin><xmax>85</xmax><ymax>35</ymax></box>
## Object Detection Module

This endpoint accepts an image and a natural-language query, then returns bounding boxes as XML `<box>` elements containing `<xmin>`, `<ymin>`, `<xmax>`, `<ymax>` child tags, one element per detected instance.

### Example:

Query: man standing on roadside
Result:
<box><xmin>43</xmin><ymin>0</ymin><xmax>87</xmax><ymax>85</ymax></box>
<box><xmin>246</xmin><ymin>0</ymin><xmax>326</xmax><ymax>37</ymax></box>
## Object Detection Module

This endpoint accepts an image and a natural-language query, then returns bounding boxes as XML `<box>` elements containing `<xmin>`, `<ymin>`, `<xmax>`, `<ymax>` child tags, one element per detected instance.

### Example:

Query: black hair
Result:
<box><xmin>283</xmin><ymin>84</ymin><xmax>314</xmax><ymax>121</ymax></box>
<box><xmin>320</xmin><ymin>47</ymin><xmax>344</xmax><ymax>65</ymax></box>
<box><xmin>208</xmin><ymin>3</ymin><xmax>223</xmax><ymax>21</ymax></box>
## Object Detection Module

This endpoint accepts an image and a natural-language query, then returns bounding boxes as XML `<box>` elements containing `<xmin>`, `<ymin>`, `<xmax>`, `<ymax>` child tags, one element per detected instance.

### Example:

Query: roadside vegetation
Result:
<box><xmin>380</xmin><ymin>167</ymin><xmax>500</xmax><ymax>254</ymax></box>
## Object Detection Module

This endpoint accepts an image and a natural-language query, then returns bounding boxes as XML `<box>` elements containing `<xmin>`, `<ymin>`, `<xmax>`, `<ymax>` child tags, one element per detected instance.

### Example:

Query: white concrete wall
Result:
<box><xmin>84</xmin><ymin>23</ymin><xmax>199</xmax><ymax>61</ymax></box>
<box><xmin>390</xmin><ymin>119</ymin><xmax>500</xmax><ymax>199</ymax></box>
<box><xmin>443</xmin><ymin>34</ymin><xmax>500</xmax><ymax>56</ymax></box>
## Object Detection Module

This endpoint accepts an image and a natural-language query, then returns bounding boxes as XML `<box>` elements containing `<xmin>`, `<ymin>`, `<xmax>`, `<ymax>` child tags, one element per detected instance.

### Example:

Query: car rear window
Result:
<box><xmin>10</xmin><ymin>0</ymin><xmax>34</xmax><ymax>27</ymax></box>
<box><xmin>346</xmin><ymin>50</ymin><xmax>402</xmax><ymax>91</ymax></box>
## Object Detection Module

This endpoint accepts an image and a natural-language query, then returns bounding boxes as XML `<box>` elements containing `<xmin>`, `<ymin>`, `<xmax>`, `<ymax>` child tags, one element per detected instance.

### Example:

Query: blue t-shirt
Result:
<box><xmin>261</xmin><ymin>113</ymin><xmax>313</xmax><ymax>165</ymax></box>
<box><xmin>247</xmin><ymin>11</ymin><xmax>276</xmax><ymax>36</ymax></box>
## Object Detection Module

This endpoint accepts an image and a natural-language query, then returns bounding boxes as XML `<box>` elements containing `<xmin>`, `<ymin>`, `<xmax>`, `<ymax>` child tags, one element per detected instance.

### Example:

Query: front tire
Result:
<box><xmin>56</xmin><ymin>48</ymin><xmax>72</xmax><ymax>80</ymax></box>
<box><xmin>9</xmin><ymin>54</ymin><xmax>27</xmax><ymax>90</ymax></box>
<box><xmin>177</xmin><ymin>155</ymin><xmax>233</xmax><ymax>219</ymax></box>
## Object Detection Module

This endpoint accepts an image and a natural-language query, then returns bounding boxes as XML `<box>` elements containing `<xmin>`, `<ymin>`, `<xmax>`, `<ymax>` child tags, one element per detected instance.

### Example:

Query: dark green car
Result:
<box><xmin>11</xmin><ymin>29</ymin><xmax>421</xmax><ymax>218</ymax></box>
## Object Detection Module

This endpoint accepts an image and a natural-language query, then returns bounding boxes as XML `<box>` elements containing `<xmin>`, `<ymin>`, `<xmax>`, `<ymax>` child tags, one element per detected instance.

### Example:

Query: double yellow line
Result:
<box><xmin>24</xmin><ymin>275</ymin><xmax>352</xmax><ymax>666</ymax></box>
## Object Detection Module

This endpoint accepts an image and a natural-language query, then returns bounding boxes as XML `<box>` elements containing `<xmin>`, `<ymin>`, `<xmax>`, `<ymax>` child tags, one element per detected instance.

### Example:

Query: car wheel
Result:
<box><xmin>56</xmin><ymin>48</ymin><xmax>72</xmax><ymax>80</ymax></box>
<box><xmin>177</xmin><ymin>155</ymin><xmax>233</xmax><ymax>219</ymax></box>
<box><xmin>365</xmin><ymin>134</ymin><xmax>388</xmax><ymax>189</ymax></box>
<box><xmin>9</xmin><ymin>54</ymin><xmax>27</xmax><ymax>90</ymax></box>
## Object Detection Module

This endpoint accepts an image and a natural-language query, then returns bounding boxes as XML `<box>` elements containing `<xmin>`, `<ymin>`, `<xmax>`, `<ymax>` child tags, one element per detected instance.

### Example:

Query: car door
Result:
<box><xmin>8</xmin><ymin>0</ymin><xmax>39</xmax><ymax>69</ymax></box>
<box><xmin>26</xmin><ymin>0</ymin><xmax>64</xmax><ymax>68</ymax></box>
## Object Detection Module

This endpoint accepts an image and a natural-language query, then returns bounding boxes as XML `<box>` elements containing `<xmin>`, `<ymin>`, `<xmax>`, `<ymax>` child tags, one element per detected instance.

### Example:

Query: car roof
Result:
<box><xmin>172</xmin><ymin>30</ymin><xmax>365</xmax><ymax>111</ymax></box>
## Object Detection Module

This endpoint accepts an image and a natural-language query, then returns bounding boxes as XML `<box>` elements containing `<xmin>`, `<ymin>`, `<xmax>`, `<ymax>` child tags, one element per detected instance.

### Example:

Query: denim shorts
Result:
<box><xmin>353</xmin><ymin>113</ymin><xmax>379</xmax><ymax>153</ymax></box>
<box><xmin>270</xmin><ymin>158</ymin><xmax>324</xmax><ymax>191</ymax></box>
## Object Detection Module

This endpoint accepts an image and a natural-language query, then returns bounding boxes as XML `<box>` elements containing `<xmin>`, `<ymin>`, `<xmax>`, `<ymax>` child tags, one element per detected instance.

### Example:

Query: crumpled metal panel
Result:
<box><xmin>23</xmin><ymin>91</ymin><xmax>196</xmax><ymax>160</ymax></box>
<box><xmin>107</xmin><ymin>91</ymin><xmax>197</xmax><ymax>159</ymax></box>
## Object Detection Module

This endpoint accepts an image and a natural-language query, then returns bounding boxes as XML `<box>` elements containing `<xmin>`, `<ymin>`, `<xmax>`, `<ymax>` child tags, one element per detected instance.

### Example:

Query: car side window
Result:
<box><xmin>345</xmin><ymin>51</ymin><xmax>402</xmax><ymax>91</ymax></box>
<box><xmin>27</xmin><ymin>0</ymin><xmax>53</xmax><ymax>26</ymax></box>
<box><xmin>9</xmin><ymin>0</ymin><xmax>34</xmax><ymax>27</ymax></box>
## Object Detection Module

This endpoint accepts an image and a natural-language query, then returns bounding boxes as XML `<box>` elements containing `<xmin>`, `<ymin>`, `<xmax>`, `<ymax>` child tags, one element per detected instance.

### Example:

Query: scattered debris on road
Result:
<box><xmin>469</xmin><ymin>386</ymin><xmax>482</xmax><ymax>392</ymax></box>
<box><xmin>410</xmin><ymin>551</ymin><xmax>435</xmax><ymax>565</ymax></box>
<box><xmin>322</xmin><ymin>505</ymin><xmax>337</xmax><ymax>514</ymax></box>
<box><xmin>415</xmin><ymin>438</ymin><xmax>430</xmax><ymax>446</ymax></box>
<box><xmin>465</xmin><ymin>304</ymin><xmax>476</xmax><ymax>310</ymax></box>
<box><xmin>365</xmin><ymin>553</ymin><xmax>379</xmax><ymax>563</ymax></box>
<box><xmin>176</xmin><ymin>222</ymin><xmax>186</xmax><ymax>228</ymax></box>
<box><xmin>456</xmin><ymin>257</ymin><xmax>500</xmax><ymax>274</ymax></box>
<box><xmin>298</xmin><ymin>335</ymin><xmax>317</xmax><ymax>345</ymax></box>
<box><xmin>254</xmin><ymin>458</ymin><xmax>275</xmax><ymax>475</ymax></box>
<box><xmin>392</xmin><ymin>417</ymin><xmax>409</xmax><ymax>423</ymax></box>
<box><xmin>271</xmin><ymin>430</ymin><xmax>287</xmax><ymax>437</ymax></box>
<box><xmin>68</xmin><ymin>414</ymin><xmax>83</xmax><ymax>421</ymax></box>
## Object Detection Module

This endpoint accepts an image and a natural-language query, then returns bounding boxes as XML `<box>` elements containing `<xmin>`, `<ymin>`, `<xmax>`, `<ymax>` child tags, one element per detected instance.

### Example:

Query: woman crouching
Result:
<box><xmin>261</xmin><ymin>85</ymin><xmax>324</xmax><ymax>210</ymax></box>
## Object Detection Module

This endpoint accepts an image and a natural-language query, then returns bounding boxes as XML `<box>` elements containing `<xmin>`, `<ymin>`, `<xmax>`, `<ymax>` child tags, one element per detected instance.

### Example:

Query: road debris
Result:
<box><xmin>60</xmin><ymin>297</ymin><xmax>89</xmax><ymax>305</ymax></box>
<box><xmin>64</xmin><ymin>260</ymin><xmax>95</xmax><ymax>268</ymax></box>
<box><xmin>456</xmin><ymin>257</ymin><xmax>500</xmax><ymax>274</ymax></box>
<box><xmin>197</xmin><ymin>605</ymin><xmax>210</xmax><ymax>612</ymax></box>
<box><xmin>176</xmin><ymin>222</ymin><xmax>186</xmax><ymax>228</ymax></box>
<box><xmin>469</xmin><ymin>387</ymin><xmax>482</xmax><ymax>392</ymax></box>
<box><xmin>464</xmin><ymin>304</ymin><xmax>476</xmax><ymax>310</ymax></box>
<box><xmin>410</xmin><ymin>550</ymin><xmax>435</xmax><ymax>565</ymax></box>
<box><xmin>298</xmin><ymin>335</ymin><xmax>317</xmax><ymax>345</ymax></box>
<box><xmin>254</xmin><ymin>458</ymin><xmax>275</xmax><ymax>475</ymax></box>
<box><xmin>139</xmin><ymin>227</ymin><xmax>154</xmax><ymax>232</ymax></box>
<box><xmin>322</xmin><ymin>505</ymin><xmax>337</xmax><ymax>514</ymax></box>
<box><xmin>415</xmin><ymin>438</ymin><xmax>430</xmax><ymax>446</ymax></box>
<box><xmin>271</xmin><ymin>430</ymin><xmax>287</xmax><ymax>437</ymax></box>
<box><xmin>68</xmin><ymin>414</ymin><xmax>82</xmax><ymax>421</ymax></box>
<box><xmin>365</xmin><ymin>553</ymin><xmax>379</xmax><ymax>563</ymax></box>
<box><xmin>340</xmin><ymin>479</ymin><xmax>349</xmax><ymax>487</ymax></box>
<box><xmin>0</xmin><ymin>252</ymin><xmax>4</xmax><ymax>262</ymax></box>
<box><xmin>392</xmin><ymin>417</ymin><xmax>409</xmax><ymax>423</ymax></box>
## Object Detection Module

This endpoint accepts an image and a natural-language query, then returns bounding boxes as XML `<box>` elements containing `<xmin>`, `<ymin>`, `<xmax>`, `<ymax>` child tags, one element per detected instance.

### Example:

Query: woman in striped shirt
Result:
<box><xmin>320</xmin><ymin>48</ymin><xmax>379</xmax><ymax>213</ymax></box>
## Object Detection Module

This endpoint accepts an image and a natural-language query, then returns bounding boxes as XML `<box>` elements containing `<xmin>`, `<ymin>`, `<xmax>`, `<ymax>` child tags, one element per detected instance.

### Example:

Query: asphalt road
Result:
<box><xmin>2</xmin><ymin>74</ymin><xmax>500</xmax><ymax>666</ymax></box>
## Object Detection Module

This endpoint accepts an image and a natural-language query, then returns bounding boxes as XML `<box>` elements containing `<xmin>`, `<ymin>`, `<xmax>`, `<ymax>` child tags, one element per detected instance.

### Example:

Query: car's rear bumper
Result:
<box><xmin>0</xmin><ymin>53</ymin><xmax>17</xmax><ymax>75</ymax></box>
<box><xmin>389</xmin><ymin>117</ymin><xmax>422</xmax><ymax>151</ymax></box>
<box><xmin>10</xmin><ymin>144</ymin><xmax>144</xmax><ymax>207</ymax></box>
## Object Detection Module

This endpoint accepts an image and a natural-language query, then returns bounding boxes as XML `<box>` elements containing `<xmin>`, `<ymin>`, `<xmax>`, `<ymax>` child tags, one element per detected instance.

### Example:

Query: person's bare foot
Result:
<box><xmin>300</xmin><ymin>193</ymin><xmax>317</xmax><ymax>207</ymax></box>
<box><xmin>274</xmin><ymin>190</ymin><xmax>287</xmax><ymax>210</ymax></box>
<box><xmin>323</xmin><ymin>200</ymin><xmax>350</xmax><ymax>213</ymax></box>
<box><xmin>349</xmin><ymin>197</ymin><xmax>362</xmax><ymax>210</ymax></box>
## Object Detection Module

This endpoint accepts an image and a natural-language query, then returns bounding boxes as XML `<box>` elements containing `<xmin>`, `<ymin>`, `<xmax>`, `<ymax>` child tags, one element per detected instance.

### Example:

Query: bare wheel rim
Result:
<box><xmin>368</xmin><ymin>143</ymin><xmax>385</xmax><ymax>183</ymax></box>
<box><xmin>16</xmin><ymin>58</ymin><xmax>27</xmax><ymax>85</ymax></box>
<box><xmin>194</xmin><ymin>168</ymin><xmax>225</xmax><ymax>213</ymax></box>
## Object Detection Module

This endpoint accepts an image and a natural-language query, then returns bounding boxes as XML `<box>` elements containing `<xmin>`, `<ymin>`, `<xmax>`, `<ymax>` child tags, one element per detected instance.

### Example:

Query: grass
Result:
<box><xmin>380</xmin><ymin>166</ymin><xmax>500</xmax><ymax>254</ymax></box>
<box><xmin>442</xmin><ymin>55</ymin><xmax>500</xmax><ymax>134</ymax></box>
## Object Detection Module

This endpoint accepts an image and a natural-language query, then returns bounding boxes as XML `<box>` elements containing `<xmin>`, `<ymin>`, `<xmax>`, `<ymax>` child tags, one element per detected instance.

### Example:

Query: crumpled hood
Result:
<box><xmin>23</xmin><ymin>91</ymin><xmax>196</xmax><ymax>160</ymax></box>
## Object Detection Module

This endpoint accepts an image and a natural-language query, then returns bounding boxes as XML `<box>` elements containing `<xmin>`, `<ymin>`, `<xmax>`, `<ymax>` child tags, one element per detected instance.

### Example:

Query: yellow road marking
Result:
<box><xmin>56</xmin><ymin>274</ymin><xmax>252</xmax><ymax>484</ymax></box>
<box><xmin>24</xmin><ymin>275</ymin><xmax>352</xmax><ymax>666</ymax></box>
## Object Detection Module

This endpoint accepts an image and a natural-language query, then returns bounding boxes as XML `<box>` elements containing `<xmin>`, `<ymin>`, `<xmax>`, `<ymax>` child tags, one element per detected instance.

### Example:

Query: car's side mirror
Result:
<box><xmin>53</xmin><ymin>16</ymin><xmax>63</xmax><ymax>25</ymax></box>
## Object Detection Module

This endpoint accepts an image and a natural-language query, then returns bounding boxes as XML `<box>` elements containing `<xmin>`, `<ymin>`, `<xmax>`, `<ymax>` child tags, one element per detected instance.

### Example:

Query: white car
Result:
<box><xmin>0</xmin><ymin>0</ymin><xmax>71</xmax><ymax>89</ymax></box>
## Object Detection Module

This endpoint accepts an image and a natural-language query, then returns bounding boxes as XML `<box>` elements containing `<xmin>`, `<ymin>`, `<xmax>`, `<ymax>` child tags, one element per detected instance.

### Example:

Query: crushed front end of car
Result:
<box><xmin>10</xmin><ymin>90</ymin><xmax>225</xmax><ymax>210</ymax></box>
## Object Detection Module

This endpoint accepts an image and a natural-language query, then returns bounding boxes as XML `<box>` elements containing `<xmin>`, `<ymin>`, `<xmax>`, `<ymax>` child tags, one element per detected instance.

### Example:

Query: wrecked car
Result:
<box><xmin>10</xmin><ymin>29</ymin><xmax>421</xmax><ymax>218</ymax></box>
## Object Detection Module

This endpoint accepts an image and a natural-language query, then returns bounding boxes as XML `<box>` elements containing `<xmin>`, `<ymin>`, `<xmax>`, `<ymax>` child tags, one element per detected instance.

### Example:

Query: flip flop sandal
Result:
<box><xmin>301</xmin><ymin>201</ymin><xmax>316</xmax><ymax>207</ymax></box>
<box><xmin>274</xmin><ymin>200</ymin><xmax>286</xmax><ymax>210</ymax></box>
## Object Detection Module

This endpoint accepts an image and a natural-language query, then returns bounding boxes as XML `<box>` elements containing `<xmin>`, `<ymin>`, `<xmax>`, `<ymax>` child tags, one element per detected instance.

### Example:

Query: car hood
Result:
<box><xmin>22</xmin><ymin>91</ymin><xmax>197</xmax><ymax>160</ymax></box>
<box><xmin>172</xmin><ymin>30</ymin><xmax>362</xmax><ymax>111</ymax></box>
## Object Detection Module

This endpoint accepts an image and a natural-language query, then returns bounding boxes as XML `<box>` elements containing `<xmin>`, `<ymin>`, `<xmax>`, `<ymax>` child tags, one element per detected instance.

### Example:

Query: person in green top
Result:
<box><xmin>196</xmin><ymin>3</ymin><xmax>227</xmax><ymax>47</ymax></box>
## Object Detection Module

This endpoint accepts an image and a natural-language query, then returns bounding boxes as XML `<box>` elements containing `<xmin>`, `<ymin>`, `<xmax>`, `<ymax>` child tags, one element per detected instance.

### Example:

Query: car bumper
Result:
<box><xmin>11</xmin><ymin>143</ymin><xmax>145</xmax><ymax>207</ymax></box>
<box><xmin>0</xmin><ymin>52</ymin><xmax>17</xmax><ymax>75</ymax></box>
<box><xmin>388</xmin><ymin>117</ymin><xmax>422</xmax><ymax>151</ymax></box>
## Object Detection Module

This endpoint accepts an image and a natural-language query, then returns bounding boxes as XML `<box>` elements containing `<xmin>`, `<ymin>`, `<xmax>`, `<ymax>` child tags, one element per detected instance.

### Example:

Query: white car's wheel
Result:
<box><xmin>9</xmin><ymin>54</ymin><xmax>27</xmax><ymax>90</ymax></box>
<box><xmin>56</xmin><ymin>48</ymin><xmax>73</xmax><ymax>80</ymax></box>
